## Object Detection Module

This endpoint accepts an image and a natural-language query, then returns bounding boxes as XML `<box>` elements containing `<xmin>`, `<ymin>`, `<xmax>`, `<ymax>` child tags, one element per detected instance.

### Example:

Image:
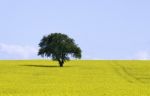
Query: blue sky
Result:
<box><xmin>0</xmin><ymin>0</ymin><xmax>150</xmax><ymax>60</ymax></box>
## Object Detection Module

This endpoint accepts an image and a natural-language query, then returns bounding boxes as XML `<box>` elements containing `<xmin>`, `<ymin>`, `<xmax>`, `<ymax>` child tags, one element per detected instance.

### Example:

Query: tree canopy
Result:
<box><xmin>38</xmin><ymin>33</ymin><xmax>81</xmax><ymax>67</ymax></box>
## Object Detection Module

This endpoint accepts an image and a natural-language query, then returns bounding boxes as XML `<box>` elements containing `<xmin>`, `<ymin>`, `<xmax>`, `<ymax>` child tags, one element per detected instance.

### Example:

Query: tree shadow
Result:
<box><xmin>20</xmin><ymin>64</ymin><xmax>71</xmax><ymax>68</ymax></box>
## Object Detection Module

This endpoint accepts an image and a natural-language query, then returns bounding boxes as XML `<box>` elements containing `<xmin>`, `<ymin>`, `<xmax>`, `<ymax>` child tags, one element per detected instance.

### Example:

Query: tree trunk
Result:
<box><xmin>59</xmin><ymin>62</ymin><xmax>63</xmax><ymax>67</ymax></box>
<box><xmin>58</xmin><ymin>60</ymin><xmax>64</xmax><ymax>67</ymax></box>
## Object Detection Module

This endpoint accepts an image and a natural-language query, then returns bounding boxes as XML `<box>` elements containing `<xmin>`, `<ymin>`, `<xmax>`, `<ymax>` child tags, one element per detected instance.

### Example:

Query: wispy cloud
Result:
<box><xmin>135</xmin><ymin>51</ymin><xmax>150</xmax><ymax>60</ymax></box>
<box><xmin>0</xmin><ymin>43</ymin><xmax>39</xmax><ymax>59</ymax></box>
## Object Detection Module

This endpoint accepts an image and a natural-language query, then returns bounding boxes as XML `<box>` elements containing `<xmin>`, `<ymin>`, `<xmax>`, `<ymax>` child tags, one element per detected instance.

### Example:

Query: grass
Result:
<box><xmin>0</xmin><ymin>60</ymin><xmax>150</xmax><ymax>96</ymax></box>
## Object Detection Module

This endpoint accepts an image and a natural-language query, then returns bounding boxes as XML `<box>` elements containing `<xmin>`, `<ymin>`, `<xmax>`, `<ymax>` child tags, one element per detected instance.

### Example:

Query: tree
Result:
<box><xmin>38</xmin><ymin>33</ymin><xmax>82</xmax><ymax>67</ymax></box>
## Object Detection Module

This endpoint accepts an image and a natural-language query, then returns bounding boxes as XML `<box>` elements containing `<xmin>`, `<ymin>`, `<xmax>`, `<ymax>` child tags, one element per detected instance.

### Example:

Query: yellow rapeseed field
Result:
<box><xmin>0</xmin><ymin>60</ymin><xmax>150</xmax><ymax>96</ymax></box>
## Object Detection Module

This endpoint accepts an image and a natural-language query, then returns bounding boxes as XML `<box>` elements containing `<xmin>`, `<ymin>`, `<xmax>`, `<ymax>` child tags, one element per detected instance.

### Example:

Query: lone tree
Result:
<box><xmin>38</xmin><ymin>33</ymin><xmax>82</xmax><ymax>67</ymax></box>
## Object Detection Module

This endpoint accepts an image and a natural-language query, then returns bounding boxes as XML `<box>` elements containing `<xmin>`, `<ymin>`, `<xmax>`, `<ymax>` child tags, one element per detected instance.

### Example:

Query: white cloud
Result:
<box><xmin>135</xmin><ymin>51</ymin><xmax>150</xmax><ymax>60</ymax></box>
<box><xmin>0</xmin><ymin>43</ymin><xmax>38</xmax><ymax>59</ymax></box>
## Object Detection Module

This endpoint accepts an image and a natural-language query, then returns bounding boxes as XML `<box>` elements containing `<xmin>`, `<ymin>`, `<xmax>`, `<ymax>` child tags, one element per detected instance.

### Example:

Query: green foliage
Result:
<box><xmin>1</xmin><ymin>60</ymin><xmax>150</xmax><ymax>96</ymax></box>
<box><xmin>38</xmin><ymin>33</ymin><xmax>81</xmax><ymax>67</ymax></box>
